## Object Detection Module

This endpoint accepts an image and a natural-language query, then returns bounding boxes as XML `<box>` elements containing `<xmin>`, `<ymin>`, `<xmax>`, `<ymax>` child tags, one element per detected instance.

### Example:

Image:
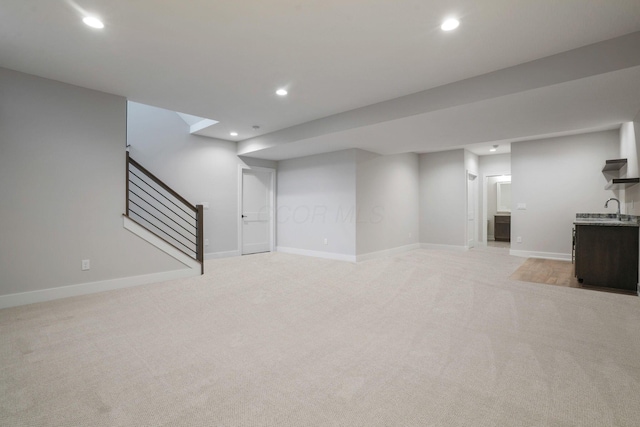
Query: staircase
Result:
<box><xmin>124</xmin><ymin>152</ymin><xmax>204</xmax><ymax>274</ymax></box>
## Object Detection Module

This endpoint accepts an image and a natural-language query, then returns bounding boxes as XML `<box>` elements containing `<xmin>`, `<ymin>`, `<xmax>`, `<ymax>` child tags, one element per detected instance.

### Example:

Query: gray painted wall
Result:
<box><xmin>355</xmin><ymin>151</ymin><xmax>419</xmax><ymax>255</ymax></box>
<box><xmin>511</xmin><ymin>130</ymin><xmax>619</xmax><ymax>257</ymax></box>
<box><xmin>127</xmin><ymin>102</ymin><xmax>276</xmax><ymax>257</ymax></box>
<box><xmin>0</xmin><ymin>68</ymin><xmax>185</xmax><ymax>296</ymax></box>
<box><xmin>277</xmin><ymin>150</ymin><xmax>357</xmax><ymax>256</ymax></box>
<box><xmin>620</xmin><ymin>118</ymin><xmax>640</xmax><ymax>215</ymax></box>
<box><xmin>2</xmin><ymin>70</ymin><xmax>631</xmax><ymax>296</ymax></box>
<box><xmin>419</xmin><ymin>150</ymin><xmax>467</xmax><ymax>247</ymax></box>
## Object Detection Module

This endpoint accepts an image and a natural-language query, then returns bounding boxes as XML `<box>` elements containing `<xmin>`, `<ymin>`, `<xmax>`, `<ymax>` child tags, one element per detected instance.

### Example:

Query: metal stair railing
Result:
<box><xmin>126</xmin><ymin>152</ymin><xmax>204</xmax><ymax>274</ymax></box>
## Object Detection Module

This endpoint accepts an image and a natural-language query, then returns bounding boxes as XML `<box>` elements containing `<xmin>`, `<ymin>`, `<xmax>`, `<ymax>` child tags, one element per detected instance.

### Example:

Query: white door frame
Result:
<box><xmin>466</xmin><ymin>171</ymin><xmax>478</xmax><ymax>249</ymax></box>
<box><xmin>238</xmin><ymin>166</ymin><xmax>276</xmax><ymax>254</ymax></box>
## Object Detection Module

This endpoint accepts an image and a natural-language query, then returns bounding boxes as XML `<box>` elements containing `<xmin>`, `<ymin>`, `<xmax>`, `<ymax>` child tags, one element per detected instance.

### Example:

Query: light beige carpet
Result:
<box><xmin>1</xmin><ymin>249</ymin><xmax>640</xmax><ymax>426</ymax></box>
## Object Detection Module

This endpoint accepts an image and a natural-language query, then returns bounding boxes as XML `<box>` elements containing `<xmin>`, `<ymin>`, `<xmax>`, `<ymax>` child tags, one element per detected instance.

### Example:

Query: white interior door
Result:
<box><xmin>467</xmin><ymin>172</ymin><xmax>477</xmax><ymax>249</ymax></box>
<box><xmin>242</xmin><ymin>169</ymin><xmax>273</xmax><ymax>255</ymax></box>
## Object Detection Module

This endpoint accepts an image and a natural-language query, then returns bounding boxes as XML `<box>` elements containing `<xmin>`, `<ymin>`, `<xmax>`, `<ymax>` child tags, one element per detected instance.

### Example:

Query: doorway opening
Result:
<box><xmin>482</xmin><ymin>174</ymin><xmax>512</xmax><ymax>247</ymax></box>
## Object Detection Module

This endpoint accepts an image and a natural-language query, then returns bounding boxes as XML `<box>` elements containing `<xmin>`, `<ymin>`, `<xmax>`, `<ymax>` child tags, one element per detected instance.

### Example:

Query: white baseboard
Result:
<box><xmin>276</xmin><ymin>246</ymin><xmax>357</xmax><ymax>263</ymax></box>
<box><xmin>205</xmin><ymin>250</ymin><xmax>241</xmax><ymax>260</ymax></box>
<box><xmin>509</xmin><ymin>249</ymin><xmax>571</xmax><ymax>261</ymax></box>
<box><xmin>420</xmin><ymin>243</ymin><xmax>468</xmax><ymax>252</ymax></box>
<box><xmin>356</xmin><ymin>243</ymin><xmax>420</xmax><ymax>262</ymax></box>
<box><xmin>0</xmin><ymin>268</ymin><xmax>200</xmax><ymax>309</ymax></box>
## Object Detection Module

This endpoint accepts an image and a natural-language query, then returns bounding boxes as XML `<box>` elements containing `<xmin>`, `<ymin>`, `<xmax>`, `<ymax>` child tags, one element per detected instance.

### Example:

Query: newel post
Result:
<box><xmin>125</xmin><ymin>151</ymin><xmax>130</xmax><ymax>215</ymax></box>
<box><xmin>196</xmin><ymin>204</ymin><xmax>204</xmax><ymax>274</ymax></box>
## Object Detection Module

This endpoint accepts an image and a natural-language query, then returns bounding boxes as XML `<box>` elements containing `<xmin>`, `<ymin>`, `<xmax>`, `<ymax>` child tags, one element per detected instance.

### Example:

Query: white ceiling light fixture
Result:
<box><xmin>276</xmin><ymin>88</ymin><xmax>288</xmax><ymax>96</ymax></box>
<box><xmin>230</xmin><ymin>132</ymin><xmax>239</xmax><ymax>137</ymax></box>
<box><xmin>82</xmin><ymin>16</ymin><xmax>104</xmax><ymax>29</ymax></box>
<box><xmin>441</xmin><ymin>18</ymin><xmax>459</xmax><ymax>31</ymax></box>
<box><xmin>490</xmin><ymin>145</ymin><xmax>498</xmax><ymax>152</ymax></box>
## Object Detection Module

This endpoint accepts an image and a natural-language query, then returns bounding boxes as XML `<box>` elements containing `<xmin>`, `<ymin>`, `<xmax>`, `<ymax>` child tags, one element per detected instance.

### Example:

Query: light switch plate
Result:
<box><xmin>517</xmin><ymin>203</ymin><xmax>527</xmax><ymax>210</ymax></box>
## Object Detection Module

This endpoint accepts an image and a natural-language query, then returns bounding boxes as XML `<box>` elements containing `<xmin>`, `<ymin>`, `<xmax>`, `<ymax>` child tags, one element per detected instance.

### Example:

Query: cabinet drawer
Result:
<box><xmin>495</xmin><ymin>215</ymin><xmax>511</xmax><ymax>224</ymax></box>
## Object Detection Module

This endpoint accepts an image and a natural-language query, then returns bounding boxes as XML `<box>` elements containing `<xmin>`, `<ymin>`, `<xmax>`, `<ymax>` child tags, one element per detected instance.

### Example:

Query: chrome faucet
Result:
<box><xmin>605</xmin><ymin>198</ymin><xmax>621</xmax><ymax>220</ymax></box>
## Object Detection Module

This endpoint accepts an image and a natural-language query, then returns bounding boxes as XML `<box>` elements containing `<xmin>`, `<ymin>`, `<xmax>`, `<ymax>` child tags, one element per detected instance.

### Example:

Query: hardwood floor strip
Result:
<box><xmin>511</xmin><ymin>258</ymin><xmax>636</xmax><ymax>294</ymax></box>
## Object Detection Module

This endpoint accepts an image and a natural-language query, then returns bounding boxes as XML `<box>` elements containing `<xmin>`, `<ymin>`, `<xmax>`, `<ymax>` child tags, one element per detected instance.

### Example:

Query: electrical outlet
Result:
<box><xmin>516</xmin><ymin>236</ymin><xmax>522</xmax><ymax>243</ymax></box>
<box><xmin>323</xmin><ymin>238</ymin><xmax>328</xmax><ymax>245</ymax></box>
<box><xmin>81</xmin><ymin>259</ymin><xmax>90</xmax><ymax>271</ymax></box>
<box><xmin>204</xmin><ymin>239</ymin><xmax>209</xmax><ymax>246</ymax></box>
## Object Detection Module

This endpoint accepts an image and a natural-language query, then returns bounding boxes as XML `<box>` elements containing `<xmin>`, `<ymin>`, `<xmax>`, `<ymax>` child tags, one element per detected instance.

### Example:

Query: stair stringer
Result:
<box><xmin>123</xmin><ymin>215</ymin><xmax>202</xmax><ymax>273</ymax></box>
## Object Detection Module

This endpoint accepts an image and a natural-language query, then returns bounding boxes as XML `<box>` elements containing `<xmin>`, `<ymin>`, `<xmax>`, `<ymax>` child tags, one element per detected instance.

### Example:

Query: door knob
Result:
<box><xmin>241</xmin><ymin>214</ymin><xmax>247</xmax><ymax>218</ymax></box>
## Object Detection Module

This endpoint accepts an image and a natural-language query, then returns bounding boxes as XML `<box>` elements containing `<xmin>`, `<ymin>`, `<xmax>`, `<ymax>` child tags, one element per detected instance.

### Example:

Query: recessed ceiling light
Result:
<box><xmin>230</xmin><ymin>132</ymin><xmax>238</xmax><ymax>137</ymax></box>
<box><xmin>83</xmin><ymin>16</ymin><xmax>104</xmax><ymax>29</ymax></box>
<box><xmin>276</xmin><ymin>88</ymin><xmax>288</xmax><ymax>96</ymax></box>
<box><xmin>441</xmin><ymin>18</ymin><xmax>459</xmax><ymax>31</ymax></box>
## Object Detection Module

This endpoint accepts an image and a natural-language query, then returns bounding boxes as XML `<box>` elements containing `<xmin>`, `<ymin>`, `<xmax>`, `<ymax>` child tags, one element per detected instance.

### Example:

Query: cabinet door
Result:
<box><xmin>494</xmin><ymin>216</ymin><xmax>511</xmax><ymax>242</ymax></box>
<box><xmin>575</xmin><ymin>225</ymin><xmax>638</xmax><ymax>291</ymax></box>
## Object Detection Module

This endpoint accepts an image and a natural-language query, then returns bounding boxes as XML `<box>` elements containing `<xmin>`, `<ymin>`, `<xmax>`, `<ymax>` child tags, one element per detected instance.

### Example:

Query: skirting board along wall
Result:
<box><xmin>205</xmin><ymin>250</ymin><xmax>241</xmax><ymax>260</ymax></box>
<box><xmin>356</xmin><ymin>244</ymin><xmax>421</xmax><ymax>262</ymax></box>
<box><xmin>277</xmin><ymin>246</ymin><xmax>357</xmax><ymax>263</ymax></box>
<box><xmin>0</xmin><ymin>268</ymin><xmax>199</xmax><ymax>309</ymax></box>
<box><xmin>509</xmin><ymin>249</ymin><xmax>572</xmax><ymax>261</ymax></box>
<box><xmin>0</xmin><ymin>216</ymin><xmax>204</xmax><ymax>309</ymax></box>
<box><xmin>278</xmin><ymin>244</ymin><xmax>422</xmax><ymax>263</ymax></box>
<box><xmin>420</xmin><ymin>243</ymin><xmax>468</xmax><ymax>252</ymax></box>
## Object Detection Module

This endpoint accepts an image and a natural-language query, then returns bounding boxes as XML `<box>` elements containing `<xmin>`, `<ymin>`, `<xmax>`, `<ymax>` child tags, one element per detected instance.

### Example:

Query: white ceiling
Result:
<box><xmin>2</xmin><ymin>0</ymin><xmax>640</xmax><ymax>159</ymax></box>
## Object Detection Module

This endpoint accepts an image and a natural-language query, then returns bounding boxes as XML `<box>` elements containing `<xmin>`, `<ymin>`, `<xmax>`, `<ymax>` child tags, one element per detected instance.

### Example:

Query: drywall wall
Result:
<box><xmin>510</xmin><ymin>130</ymin><xmax>619</xmax><ymax>258</ymax></box>
<box><xmin>479</xmin><ymin>153</ymin><xmax>512</xmax><ymax>244</ymax></box>
<box><xmin>620</xmin><ymin>119</ymin><xmax>640</xmax><ymax>215</ymax></box>
<box><xmin>127</xmin><ymin>102</ymin><xmax>277</xmax><ymax>258</ymax></box>
<box><xmin>465</xmin><ymin>150</ymin><xmax>479</xmax><ymax>176</ymax></box>
<box><xmin>355</xmin><ymin>150</ymin><xmax>419</xmax><ymax>256</ymax></box>
<box><xmin>276</xmin><ymin>150</ymin><xmax>357</xmax><ymax>259</ymax></box>
<box><xmin>479</xmin><ymin>153</ymin><xmax>512</xmax><ymax>177</ymax></box>
<box><xmin>0</xmin><ymin>68</ymin><xmax>186</xmax><ymax>297</ymax></box>
<box><xmin>620</xmin><ymin>121</ymin><xmax>638</xmax><ymax>177</ymax></box>
<box><xmin>419</xmin><ymin>149</ymin><xmax>466</xmax><ymax>248</ymax></box>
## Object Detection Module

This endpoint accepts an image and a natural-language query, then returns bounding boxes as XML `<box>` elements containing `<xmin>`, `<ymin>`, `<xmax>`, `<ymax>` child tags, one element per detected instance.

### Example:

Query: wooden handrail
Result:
<box><xmin>127</xmin><ymin>153</ymin><xmax>197</xmax><ymax>213</ymax></box>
